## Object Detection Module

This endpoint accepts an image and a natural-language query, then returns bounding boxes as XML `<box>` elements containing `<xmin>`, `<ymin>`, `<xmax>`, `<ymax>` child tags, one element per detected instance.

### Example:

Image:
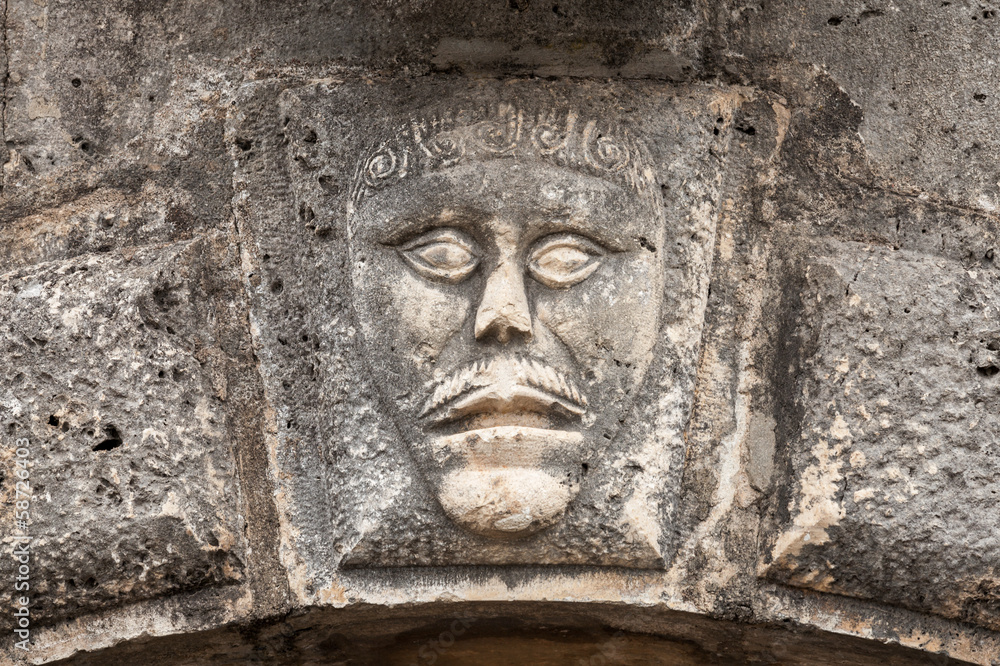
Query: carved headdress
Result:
<box><xmin>350</xmin><ymin>103</ymin><xmax>657</xmax><ymax>208</ymax></box>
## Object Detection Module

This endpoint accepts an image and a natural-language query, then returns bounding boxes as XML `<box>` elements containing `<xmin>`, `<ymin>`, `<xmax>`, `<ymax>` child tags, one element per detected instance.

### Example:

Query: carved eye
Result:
<box><xmin>527</xmin><ymin>234</ymin><xmax>605</xmax><ymax>289</ymax></box>
<box><xmin>399</xmin><ymin>229</ymin><xmax>480</xmax><ymax>284</ymax></box>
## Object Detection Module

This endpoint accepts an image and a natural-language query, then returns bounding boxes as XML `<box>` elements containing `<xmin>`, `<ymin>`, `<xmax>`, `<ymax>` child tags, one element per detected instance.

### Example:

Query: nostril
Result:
<box><xmin>475</xmin><ymin>263</ymin><xmax>534</xmax><ymax>343</ymax></box>
<box><xmin>475</xmin><ymin>306</ymin><xmax>533</xmax><ymax>344</ymax></box>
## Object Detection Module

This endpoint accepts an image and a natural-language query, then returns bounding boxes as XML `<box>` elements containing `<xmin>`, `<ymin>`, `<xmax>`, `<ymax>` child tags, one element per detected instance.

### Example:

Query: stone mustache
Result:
<box><xmin>348</xmin><ymin>103</ymin><xmax>667</xmax><ymax>539</ymax></box>
<box><xmin>420</xmin><ymin>355</ymin><xmax>589</xmax><ymax>424</ymax></box>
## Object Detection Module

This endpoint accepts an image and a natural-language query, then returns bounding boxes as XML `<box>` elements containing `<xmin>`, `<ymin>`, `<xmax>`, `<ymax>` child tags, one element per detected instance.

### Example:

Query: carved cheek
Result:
<box><xmin>535</xmin><ymin>254</ymin><xmax>662</xmax><ymax>371</ymax></box>
<box><xmin>386</xmin><ymin>271</ymin><xmax>472</xmax><ymax>367</ymax></box>
<box><xmin>603</xmin><ymin>256</ymin><xmax>663</xmax><ymax>370</ymax></box>
<box><xmin>352</xmin><ymin>246</ymin><xmax>471</xmax><ymax>372</ymax></box>
<box><xmin>533</xmin><ymin>287</ymin><xmax>597</xmax><ymax>364</ymax></box>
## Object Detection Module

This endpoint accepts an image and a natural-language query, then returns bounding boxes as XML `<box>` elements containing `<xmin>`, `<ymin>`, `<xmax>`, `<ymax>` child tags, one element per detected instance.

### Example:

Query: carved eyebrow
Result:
<box><xmin>376</xmin><ymin>208</ymin><xmax>490</xmax><ymax>247</ymax></box>
<box><xmin>531</xmin><ymin>213</ymin><xmax>628</xmax><ymax>253</ymax></box>
<box><xmin>398</xmin><ymin>227</ymin><xmax>479</xmax><ymax>253</ymax></box>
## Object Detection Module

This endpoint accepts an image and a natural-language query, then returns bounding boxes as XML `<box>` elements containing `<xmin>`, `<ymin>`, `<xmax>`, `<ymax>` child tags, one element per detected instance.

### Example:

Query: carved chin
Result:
<box><xmin>429</xmin><ymin>426</ymin><xmax>584</xmax><ymax>538</ymax></box>
<box><xmin>438</xmin><ymin>468</ymin><xmax>577</xmax><ymax>539</ymax></box>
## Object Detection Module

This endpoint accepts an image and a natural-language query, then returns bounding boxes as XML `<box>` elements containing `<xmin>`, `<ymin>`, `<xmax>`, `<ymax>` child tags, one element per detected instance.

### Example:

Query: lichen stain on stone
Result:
<box><xmin>770</xmin><ymin>100</ymin><xmax>791</xmax><ymax>156</ymax></box>
<box><xmin>834</xmin><ymin>616</ymin><xmax>874</xmax><ymax>640</ymax></box>
<box><xmin>829</xmin><ymin>413</ymin><xmax>851</xmax><ymax>440</ymax></box>
<box><xmin>316</xmin><ymin>583</ymin><xmax>349</xmax><ymax>606</ymax></box>
<box><xmin>27</xmin><ymin>96</ymin><xmax>62</xmax><ymax>120</ymax></box>
<box><xmin>896</xmin><ymin>627</ymin><xmax>986</xmax><ymax>664</ymax></box>
<box><xmin>770</xmin><ymin>434</ymin><xmax>847</xmax><ymax>566</ymax></box>
<box><xmin>707</xmin><ymin>89</ymin><xmax>746</xmax><ymax>126</ymax></box>
<box><xmin>852</xmin><ymin>488</ymin><xmax>875</xmax><ymax>502</ymax></box>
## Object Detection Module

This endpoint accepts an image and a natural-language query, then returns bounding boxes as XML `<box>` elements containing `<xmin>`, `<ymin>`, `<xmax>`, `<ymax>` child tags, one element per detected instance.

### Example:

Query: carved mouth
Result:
<box><xmin>423</xmin><ymin>384</ymin><xmax>585</xmax><ymax>428</ymax></box>
<box><xmin>420</xmin><ymin>356</ymin><xmax>588</xmax><ymax>430</ymax></box>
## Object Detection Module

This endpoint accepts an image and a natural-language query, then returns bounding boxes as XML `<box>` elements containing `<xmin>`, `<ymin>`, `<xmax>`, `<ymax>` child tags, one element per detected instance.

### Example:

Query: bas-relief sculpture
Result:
<box><xmin>4</xmin><ymin>1</ymin><xmax>1000</xmax><ymax>661</ymax></box>
<box><xmin>347</xmin><ymin>107</ymin><xmax>665</xmax><ymax>539</ymax></box>
<box><xmin>217</xmin><ymin>75</ymin><xmax>995</xmax><ymax>663</ymax></box>
<box><xmin>268</xmin><ymin>81</ymin><xmax>728</xmax><ymax>570</ymax></box>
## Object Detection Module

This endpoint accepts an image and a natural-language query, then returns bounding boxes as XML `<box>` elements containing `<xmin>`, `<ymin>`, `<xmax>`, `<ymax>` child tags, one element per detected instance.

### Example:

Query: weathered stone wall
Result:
<box><xmin>0</xmin><ymin>1</ymin><xmax>997</xmax><ymax>664</ymax></box>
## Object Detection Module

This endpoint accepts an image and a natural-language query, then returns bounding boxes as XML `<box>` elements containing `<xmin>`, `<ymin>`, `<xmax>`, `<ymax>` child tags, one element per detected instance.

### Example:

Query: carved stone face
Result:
<box><xmin>350</xmin><ymin>155</ymin><xmax>665</xmax><ymax>539</ymax></box>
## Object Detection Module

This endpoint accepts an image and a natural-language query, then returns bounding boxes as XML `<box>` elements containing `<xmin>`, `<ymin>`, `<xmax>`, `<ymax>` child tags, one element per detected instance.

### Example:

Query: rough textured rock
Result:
<box><xmin>726</xmin><ymin>0</ymin><xmax>1000</xmax><ymax>211</ymax></box>
<box><xmin>1</xmin><ymin>1</ymin><xmax>998</xmax><ymax>665</ymax></box>
<box><xmin>0</xmin><ymin>235</ymin><xmax>246</xmax><ymax>625</ymax></box>
<box><xmin>765</xmin><ymin>236</ymin><xmax>1000</xmax><ymax>630</ymax></box>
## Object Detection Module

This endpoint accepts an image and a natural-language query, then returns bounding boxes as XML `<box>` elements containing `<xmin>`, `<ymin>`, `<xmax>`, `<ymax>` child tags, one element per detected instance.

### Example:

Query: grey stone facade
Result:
<box><xmin>0</xmin><ymin>2</ymin><xmax>998</xmax><ymax>664</ymax></box>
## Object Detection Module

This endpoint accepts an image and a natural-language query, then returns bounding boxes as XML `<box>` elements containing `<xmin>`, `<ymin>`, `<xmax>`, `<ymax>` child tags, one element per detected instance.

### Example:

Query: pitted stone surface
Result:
<box><xmin>764</xmin><ymin>237</ymin><xmax>1000</xmax><ymax>630</ymax></box>
<box><xmin>1</xmin><ymin>1</ymin><xmax>1000</xmax><ymax>664</ymax></box>
<box><xmin>0</xmin><ymin>237</ymin><xmax>246</xmax><ymax>626</ymax></box>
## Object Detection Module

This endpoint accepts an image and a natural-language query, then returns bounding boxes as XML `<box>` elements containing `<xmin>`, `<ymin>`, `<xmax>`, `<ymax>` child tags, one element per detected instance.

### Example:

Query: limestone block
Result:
<box><xmin>232</xmin><ymin>77</ymin><xmax>741</xmax><ymax>590</ymax></box>
<box><xmin>2</xmin><ymin>0</ymin><xmax>233</xmax><ymax>233</ymax></box>
<box><xmin>763</xmin><ymin>237</ymin><xmax>1000</xmax><ymax>630</ymax></box>
<box><xmin>0</xmin><ymin>236</ymin><xmax>246</xmax><ymax>625</ymax></box>
<box><xmin>728</xmin><ymin>0</ymin><xmax>1000</xmax><ymax>212</ymax></box>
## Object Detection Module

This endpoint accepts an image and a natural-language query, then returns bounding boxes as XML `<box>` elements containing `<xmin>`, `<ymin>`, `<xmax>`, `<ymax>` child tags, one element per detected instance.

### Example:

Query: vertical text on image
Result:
<box><xmin>11</xmin><ymin>437</ymin><xmax>32</xmax><ymax>652</ymax></box>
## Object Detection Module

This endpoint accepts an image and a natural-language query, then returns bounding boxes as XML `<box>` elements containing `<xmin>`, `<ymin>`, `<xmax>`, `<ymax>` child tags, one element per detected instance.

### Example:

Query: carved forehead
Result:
<box><xmin>352</xmin><ymin>160</ymin><xmax>662</xmax><ymax>247</ymax></box>
<box><xmin>349</xmin><ymin>103</ymin><xmax>658</xmax><ymax>214</ymax></box>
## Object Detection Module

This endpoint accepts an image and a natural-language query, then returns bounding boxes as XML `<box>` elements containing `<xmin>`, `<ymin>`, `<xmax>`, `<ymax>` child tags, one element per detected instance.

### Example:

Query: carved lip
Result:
<box><xmin>431</xmin><ymin>425</ymin><xmax>584</xmax><ymax>466</ymax></box>
<box><xmin>422</xmin><ymin>384</ymin><xmax>585</xmax><ymax>427</ymax></box>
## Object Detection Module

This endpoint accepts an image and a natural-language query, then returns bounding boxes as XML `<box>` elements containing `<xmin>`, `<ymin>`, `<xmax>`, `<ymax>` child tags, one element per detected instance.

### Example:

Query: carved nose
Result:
<box><xmin>475</xmin><ymin>260</ymin><xmax>533</xmax><ymax>344</ymax></box>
